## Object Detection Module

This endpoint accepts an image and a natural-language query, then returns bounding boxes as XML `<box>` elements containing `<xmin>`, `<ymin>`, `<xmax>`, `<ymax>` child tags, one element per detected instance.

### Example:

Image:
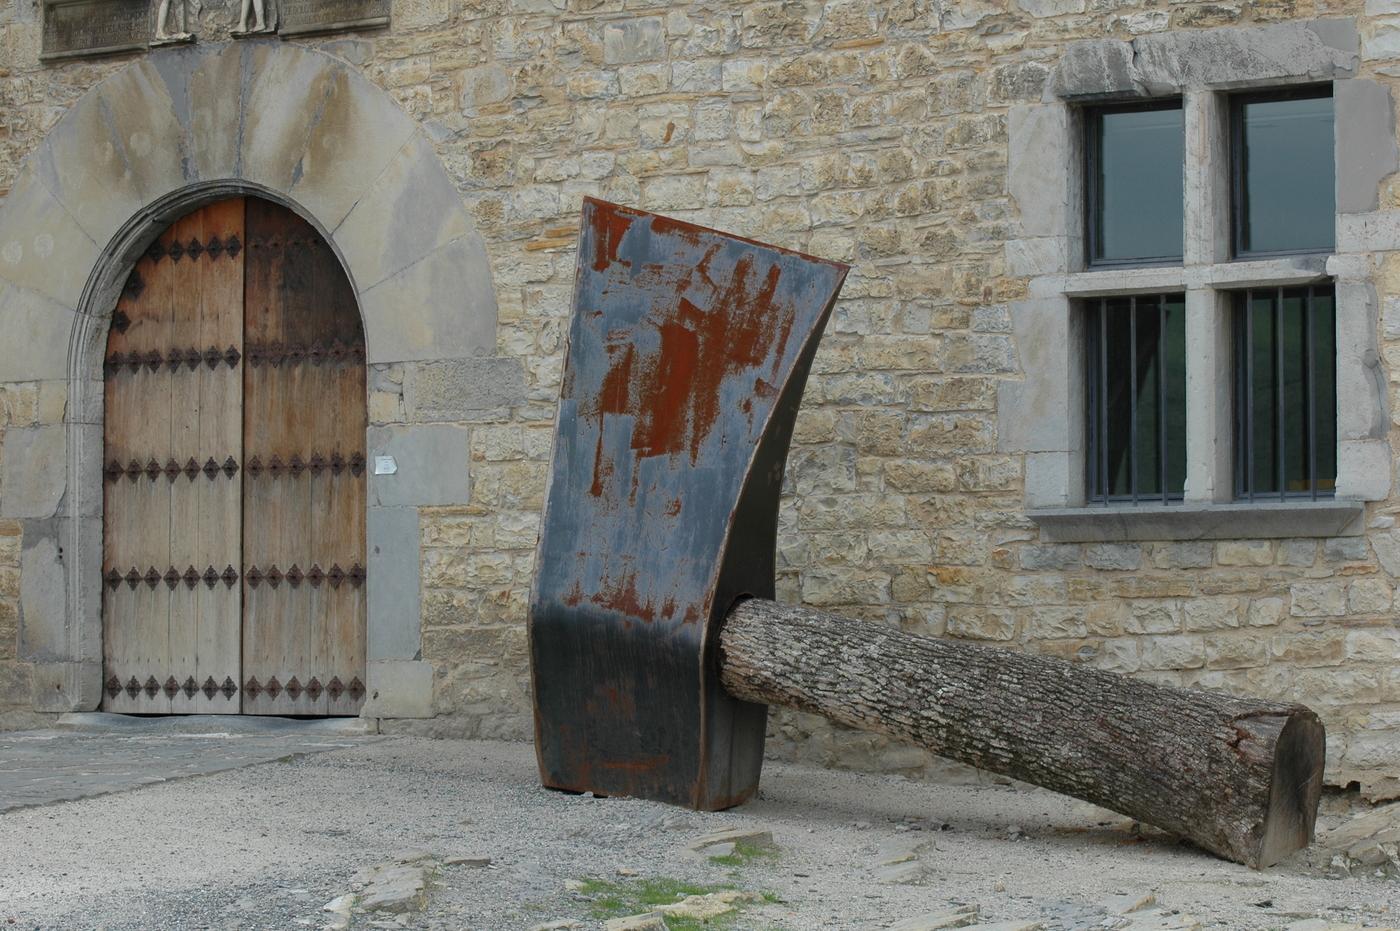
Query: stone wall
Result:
<box><xmin>6</xmin><ymin>0</ymin><xmax>1400</xmax><ymax>795</ymax></box>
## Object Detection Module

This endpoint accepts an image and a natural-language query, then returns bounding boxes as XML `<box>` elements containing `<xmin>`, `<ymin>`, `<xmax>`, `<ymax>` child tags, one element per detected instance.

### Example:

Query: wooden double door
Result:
<box><xmin>101</xmin><ymin>197</ymin><xmax>367</xmax><ymax>716</ymax></box>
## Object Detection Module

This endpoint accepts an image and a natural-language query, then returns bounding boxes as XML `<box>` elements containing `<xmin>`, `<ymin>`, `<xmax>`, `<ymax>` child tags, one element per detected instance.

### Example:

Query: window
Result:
<box><xmin>1085</xmin><ymin>294</ymin><xmax>1187</xmax><ymax>503</ymax></box>
<box><xmin>1085</xmin><ymin>101</ymin><xmax>1185</xmax><ymax>267</ymax></box>
<box><xmin>1231</xmin><ymin>88</ymin><xmax>1335</xmax><ymax>257</ymax></box>
<box><xmin>1233</xmin><ymin>285</ymin><xmax>1337</xmax><ymax>499</ymax></box>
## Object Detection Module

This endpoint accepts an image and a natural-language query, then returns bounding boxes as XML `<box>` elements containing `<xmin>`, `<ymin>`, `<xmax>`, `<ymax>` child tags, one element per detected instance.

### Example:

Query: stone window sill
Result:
<box><xmin>1027</xmin><ymin>499</ymin><xmax>1365</xmax><ymax>543</ymax></box>
<box><xmin>1031</xmin><ymin>255</ymin><xmax>1331</xmax><ymax>298</ymax></box>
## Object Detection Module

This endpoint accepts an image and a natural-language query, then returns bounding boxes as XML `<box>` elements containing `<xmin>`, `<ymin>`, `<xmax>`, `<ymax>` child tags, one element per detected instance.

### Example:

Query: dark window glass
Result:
<box><xmin>1087</xmin><ymin>103</ymin><xmax>1185</xmax><ymax>266</ymax></box>
<box><xmin>1086</xmin><ymin>294</ymin><xmax>1187</xmax><ymax>503</ymax></box>
<box><xmin>1233</xmin><ymin>89</ymin><xmax>1335</xmax><ymax>256</ymax></box>
<box><xmin>1233</xmin><ymin>285</ymin><xmax>1336</xmax><ymax>499</ymax></box>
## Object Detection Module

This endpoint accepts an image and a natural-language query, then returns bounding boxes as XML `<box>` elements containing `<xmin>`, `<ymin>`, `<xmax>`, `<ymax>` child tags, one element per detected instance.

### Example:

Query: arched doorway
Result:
<box><xmin>100</xmin><ymin>196</ymin><xmax>367</xmax><ymax>716</ymax></box>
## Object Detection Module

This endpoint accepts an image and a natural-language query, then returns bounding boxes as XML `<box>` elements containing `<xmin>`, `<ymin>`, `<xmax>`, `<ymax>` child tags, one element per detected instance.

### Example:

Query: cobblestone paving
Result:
<box><xmin>0</xmin><ymin>715</ymin><xmax>375</xmax><ymax>812</ymax></box>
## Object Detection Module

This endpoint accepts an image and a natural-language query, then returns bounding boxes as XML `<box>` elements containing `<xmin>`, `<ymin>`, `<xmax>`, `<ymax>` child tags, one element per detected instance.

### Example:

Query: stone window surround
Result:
<box><xmin>0</xmin><ymin>43</ymin><xmax>509</xmax><ymax>718</ymax></box>
<box><xmin>999</xmin><ymin>18</ymin><xmax>1399</xmax><ymax>543</ymax></box>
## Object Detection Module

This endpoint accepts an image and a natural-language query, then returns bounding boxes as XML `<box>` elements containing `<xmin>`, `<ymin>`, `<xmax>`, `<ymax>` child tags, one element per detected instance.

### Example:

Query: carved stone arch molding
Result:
<box><xmin>0</xmin><ymin>41</ymin><xmax>508</xmax><ymax>719</ymax></box>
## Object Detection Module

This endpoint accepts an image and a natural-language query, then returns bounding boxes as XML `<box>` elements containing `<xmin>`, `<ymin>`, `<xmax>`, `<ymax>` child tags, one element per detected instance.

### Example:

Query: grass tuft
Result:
<box><xmin>708</xmin><ymin>839</ymin><xmax>781</xmax><ymax>867</ymax></box>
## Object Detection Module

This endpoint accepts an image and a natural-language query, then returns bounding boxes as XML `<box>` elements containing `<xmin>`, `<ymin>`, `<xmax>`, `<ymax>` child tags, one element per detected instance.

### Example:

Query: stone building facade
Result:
<box><xmin>2</xmin><ymin>0</ymin><xmax>1400</xmax><ymax>796</ymax></box>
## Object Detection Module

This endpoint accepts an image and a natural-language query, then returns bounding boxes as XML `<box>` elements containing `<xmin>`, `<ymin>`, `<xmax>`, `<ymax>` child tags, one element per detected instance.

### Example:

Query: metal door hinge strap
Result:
<box><xmin>105</xmin><ymin>672</ymin><xmax>238</xmax><ymax>701</ymax></box>
<box><xmin>105</xmin><ymin>565</ymin><xmax>240</xmax><ymax>590</ymax></box>
<box><xmin>103</xmin><ymin>457</ymin><xmax>241</xmax><ymax>482</ymax></box>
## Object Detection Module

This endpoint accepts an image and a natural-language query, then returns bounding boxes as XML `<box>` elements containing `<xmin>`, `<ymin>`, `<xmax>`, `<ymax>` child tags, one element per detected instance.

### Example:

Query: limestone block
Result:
<box><xmin>240</xmin><ymin>44</ymin><xmax>346</xmax><ymax>197</ymax></box>
<box><xmin>0</xmin><ymin>282</ymin><xmax>78</xmax><ymax>383</ymax></box>
<box><xmin>335</xmin><ymin>133</ymin><xmax>478</xmax><ymax>292</ymax></box>
<box><xmin>1048</xmin><ymin>38</ymin><xmax>1136</xmax><ymax>97</ymax></box>
<box><xmin>1017</xmin><ymin>2</ymin><xmax>1085</xmax><ymax>23</ymax></box>
<box><xmin>1274</xmin><ymin>631</ymin><xmax>1347</xmax><ymax>670</ymax></box>
<box><xmin>1277</xmin><ymin>540</ymin><xmax>1318</xmax><ymax>567</ymax></box>
<box><xmin>1004</xmin><ymin>237</ymin><xmax>1066</xmax><ymax>277</ymax></box>
<box><xmin>1290</xmin><ymin>581</ymin><xmax>1348</xmax><ymax>617</ymax></box>
<box><xmin>1337</xmin><ymin>438</ymin><xmax>1392</xmax><ymax>500</ymax></box>
<box><xmin>18</xmin><ymin>518</ymin><xmax>66</xmax><ymax>660</ymax></box>
<box><xmin>1246</xmin><ymin>597</ymin><xmax>1285</xmax><ymax>627</ymax></box>
<box><xmin>1338</xmin><ymin>210</ymin><xmax>1400</xmax><ymax>252</ymax></box>
<box><xmin>460</xmin><ymin>64</ymin><xmax>512</xmax><ymax>113</ymax></box>
<box><xmin>1335</xmin><ymin>80</ymin><xmax>1399</xmax><ymax>214</ymax></box>
<box><xmin>29</xmin><ymin>90</ymin><xmax>143</xmax><ymax>250</ymax></box>
<box><xmin>1364</xmin><ymin>18</ymin><xmax>1400</xmax><ymax>61</ymax></box>
<box><xmin>362</xmin><ymin>659</ymin><xmax>435</xmax><ymax>719</ymax></box>
<box><xmin>1083</xmin><ymin>543</ymin><xmax>1141</xmax><ymax>570</ymax></box>
<box><xmin>1097</xmin><ymin>639</ymin><xmax>1141</xmax><ymax>673</ymax></box>
<box><xmin>1335</xmin><ymin>280</ymin><xmax>1386</xmax><ymax>442</ymax></box>
<box><xmin>1139</xmin><ymin>635</ymin><xmax>1206</xmax><ymax>671</ymax></box>
<box><xmin>1348</xmin><ymin>577</ymin><xmax>1394</xmax><ymax>614</ymax></box>
<box><xmin>1342</xmin><ymin>729</ymin><xmax>1400</xmax><ymax>768</ymax></box>
<box><xmin>998</xmin><ymin>298</ymin><xmax>1075</xmax><ymax>454</ymax></box>
<box><xmin>175</xmin><ymin>43</ymin><xmax>248</xmax><ymax>182</ymax></box>
<box><xmin>0</xmin><ymin>426</ymin><xmax>66</xmax><ymax>519</ymax></box>
<box><xmin>368</xmin><ymin>425</ymin><xmax>470</xmax><ymax>508</ymax></box>
<box><xmin>1216</xmin><ymin>541</ymin><xmax>1272</xmax><ymax>566</ymax></box>
<box><xmin>367</xmin><ymin>506</ymin><xmax>422</xmax><ymax>663</ymax></box>
<box><xmin>359</xmin><ymin>235</ymin><xmax>498</xmax><ymax>364</ymax></box>
<box><xmin>1023</xmin><ymin>451</ymin><xmax>1074</xmax><ymax>508</ymax></box>
<box><xmin>287</xmin><ymin>55</ymin><xmax>419</xmax><ymax>233</ymax></box>
<box><xmin>402</xmin><ymin>357</ymin><xmax>527</xmax><ymax>421</ymax></box>
<box><xmin>1019</xmin><ymin>543</ymin><xmax>1081</xmax><ymax>571</ymax></box>
<box><xmin>1007</xmin><ymin>110</ymin><xmax>1068</xmax><ymax>240</ymax></box>
<box><xmin>1126</xmin><ymin>600</ymin><xmax>1181</xmax><ymax>634</ymax></box>
<box><xmin>0</xmin><ymin>170</ymin><xmax>99</xmax><ymax>310</ymax></box>
<box><xmin>946</xmin><ymin>606</ymin><xmax>1015</xmax><ymax>641</ymax></box>
<box><xmin>29</xmin><ymin>660</ymin><xmax>101</xmax><ymax>713</ymax></box>
<box><xmin>602</xmin><ymin>17</ymin><xmax>664</xmax><ymax>64</ymax></box>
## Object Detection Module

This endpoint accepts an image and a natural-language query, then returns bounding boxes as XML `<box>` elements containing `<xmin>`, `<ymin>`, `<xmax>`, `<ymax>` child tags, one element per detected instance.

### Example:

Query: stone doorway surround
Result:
<box><xmin>0</xmin><ymin>41</ymin><xmax>503</xmax><ymax>720</ymax></box>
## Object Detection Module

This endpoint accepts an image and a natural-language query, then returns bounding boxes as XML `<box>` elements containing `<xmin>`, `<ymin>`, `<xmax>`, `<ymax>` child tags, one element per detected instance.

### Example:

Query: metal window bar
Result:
<box><xmin>1129</xmin><ymin>295</ymin><xmax>1138</xmax><ymax>502</ymax></box>
<box><xmin>1158</xmin><ymin>298</ymin><xmax>1167</xmax><ymax>503</ymax></box>
<box><xmin>1306</xmin><ymin>284</ymin><xmax>1317</xmax><ymax>501</ymax></box>
<box><xmin>1086</xmin><ymin>295</ymin><xmax>1182</xmax><ymax>505</ymax></box>
<box><xmin>1276</xmin><ymin>286</ymin><xmax>1286</xmax><ymax>502</ymax></box>
<box><xmin>1233</xmin><ymin>286</ymin><xmax>1334</xmax><ymax>500</ymax></box>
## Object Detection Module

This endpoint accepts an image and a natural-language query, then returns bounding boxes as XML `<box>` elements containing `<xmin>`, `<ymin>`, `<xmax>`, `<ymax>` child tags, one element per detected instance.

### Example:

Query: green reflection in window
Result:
<box><xmin>1090</xmin><ymin>104</ymin><xmax>1185</xmax><ymax>265</ymax></box>
<box><xmin>1235</xmin><ymin>92</ymin><xmax>1334</xmax><ymax>255</ymax></box>
<box><xmin>1234</xmin><ymin>285</ymin><xmax>1336</xmax><ymax>499</ymax></box>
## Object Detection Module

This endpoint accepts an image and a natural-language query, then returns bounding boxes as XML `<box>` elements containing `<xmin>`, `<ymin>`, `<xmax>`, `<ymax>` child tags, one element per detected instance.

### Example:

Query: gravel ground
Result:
<box><xmin>1</xmin><ymin>737</ymin><xmax>1397</xmax><ymax>930</ymax></box>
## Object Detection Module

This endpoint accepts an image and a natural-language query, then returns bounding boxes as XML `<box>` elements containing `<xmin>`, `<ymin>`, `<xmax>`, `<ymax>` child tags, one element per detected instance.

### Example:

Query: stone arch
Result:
<box><xmin>0</xmin><ymin>41</ymin><xmax>501</xmax><ymax>719</ymax></box>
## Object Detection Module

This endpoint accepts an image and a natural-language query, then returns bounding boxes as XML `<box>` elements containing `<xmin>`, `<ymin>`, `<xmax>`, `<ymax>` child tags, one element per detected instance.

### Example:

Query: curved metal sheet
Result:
<box><xmin>529</xmin><ymin>199</ymin><xmax>848</xmax><ymax>808</ymax></box>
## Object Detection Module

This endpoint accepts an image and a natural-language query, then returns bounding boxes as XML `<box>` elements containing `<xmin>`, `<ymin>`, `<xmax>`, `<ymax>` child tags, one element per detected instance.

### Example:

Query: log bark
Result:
<box><xmin>718</xmin><ymin>598</ymin><xmax>1325</xmax><ymax>868</ymax></box>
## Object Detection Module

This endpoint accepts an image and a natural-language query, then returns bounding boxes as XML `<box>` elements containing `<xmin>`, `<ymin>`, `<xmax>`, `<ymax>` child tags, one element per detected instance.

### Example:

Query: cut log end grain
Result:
<box><xmin>718</xmin><ymin>597</ymin><xmax>1325</xmax><ymax>868</ymax></box>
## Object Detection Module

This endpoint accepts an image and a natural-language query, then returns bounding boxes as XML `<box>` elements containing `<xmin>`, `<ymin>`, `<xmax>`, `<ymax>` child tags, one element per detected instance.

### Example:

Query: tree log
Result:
<box><xmin>718</xmin><ymin>598</ymin><xmax>1325</xmax><ymax>868</ymax></box>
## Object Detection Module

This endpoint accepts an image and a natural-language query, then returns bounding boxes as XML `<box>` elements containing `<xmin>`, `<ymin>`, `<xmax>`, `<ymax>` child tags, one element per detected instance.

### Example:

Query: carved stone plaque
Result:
<box><xmin>41</xmin><ymin>0</ymin><xmax>148</xmax><ymax>61</ymax></box>
<box><xmin>278</xmin><ymin>0</ymin><xmax>389</xmax><ymax>36</ymax></box>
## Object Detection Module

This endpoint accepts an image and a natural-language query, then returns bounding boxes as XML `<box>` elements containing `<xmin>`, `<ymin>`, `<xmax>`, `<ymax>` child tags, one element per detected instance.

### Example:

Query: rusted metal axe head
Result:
<box><xmin>528</xmin><ymin>199</ymin><xmax>849</xmax><ymax>809</ymax></box>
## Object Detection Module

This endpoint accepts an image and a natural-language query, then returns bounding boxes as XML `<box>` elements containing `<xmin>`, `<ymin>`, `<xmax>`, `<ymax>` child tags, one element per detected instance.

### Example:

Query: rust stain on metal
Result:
<box><xmin>589</xmin><ymin>248</ymin><xmax>795</xmax><ymax>469</ymax></box>
<box><xmin>590</xmin><ymin>204</ymin><xmax>635</xmax><ymax>272</ymax></box>
<box><xmin>592</xmin><ymin>571</ymin><xmax>658</xmax><ymax>624</ymax></box>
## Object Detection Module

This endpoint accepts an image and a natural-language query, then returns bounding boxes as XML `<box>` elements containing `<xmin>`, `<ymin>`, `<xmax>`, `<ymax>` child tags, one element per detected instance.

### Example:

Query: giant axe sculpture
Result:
<box><xmin>529</xmin><ymin>199</ymin><xmax>1325</xmax><ymax>868</ymax></box>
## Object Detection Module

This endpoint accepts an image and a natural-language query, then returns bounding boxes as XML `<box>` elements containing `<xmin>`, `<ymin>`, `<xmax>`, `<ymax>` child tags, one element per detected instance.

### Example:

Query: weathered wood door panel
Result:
<box><xmin>103</xmin><ymin>200</ymin><xmax>246</xmax><ymax>713</ymax></box>
<box><xmin>241</xmin><ymin>199</ymin><xmax>367</xmax><ymax>716</ymax></box>
<box><xmin>102</xmin><ymin>196</ymin><xmax>365</xmax><ymax>716</ymax></box>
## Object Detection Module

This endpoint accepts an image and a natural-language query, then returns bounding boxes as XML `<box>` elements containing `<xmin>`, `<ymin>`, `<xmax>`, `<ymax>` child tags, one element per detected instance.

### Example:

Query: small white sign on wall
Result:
<box><xmin>374</xmin><ymin>455</ymin><xmax>398</xmax><ymax>476</ymax></box>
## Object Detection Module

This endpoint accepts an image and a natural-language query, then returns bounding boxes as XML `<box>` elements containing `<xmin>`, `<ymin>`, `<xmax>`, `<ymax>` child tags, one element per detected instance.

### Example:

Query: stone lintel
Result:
<box><xmin>1051</xmin><ymin>18</ymin><xmax>1358</xmax><ymax>99</ymax></box>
